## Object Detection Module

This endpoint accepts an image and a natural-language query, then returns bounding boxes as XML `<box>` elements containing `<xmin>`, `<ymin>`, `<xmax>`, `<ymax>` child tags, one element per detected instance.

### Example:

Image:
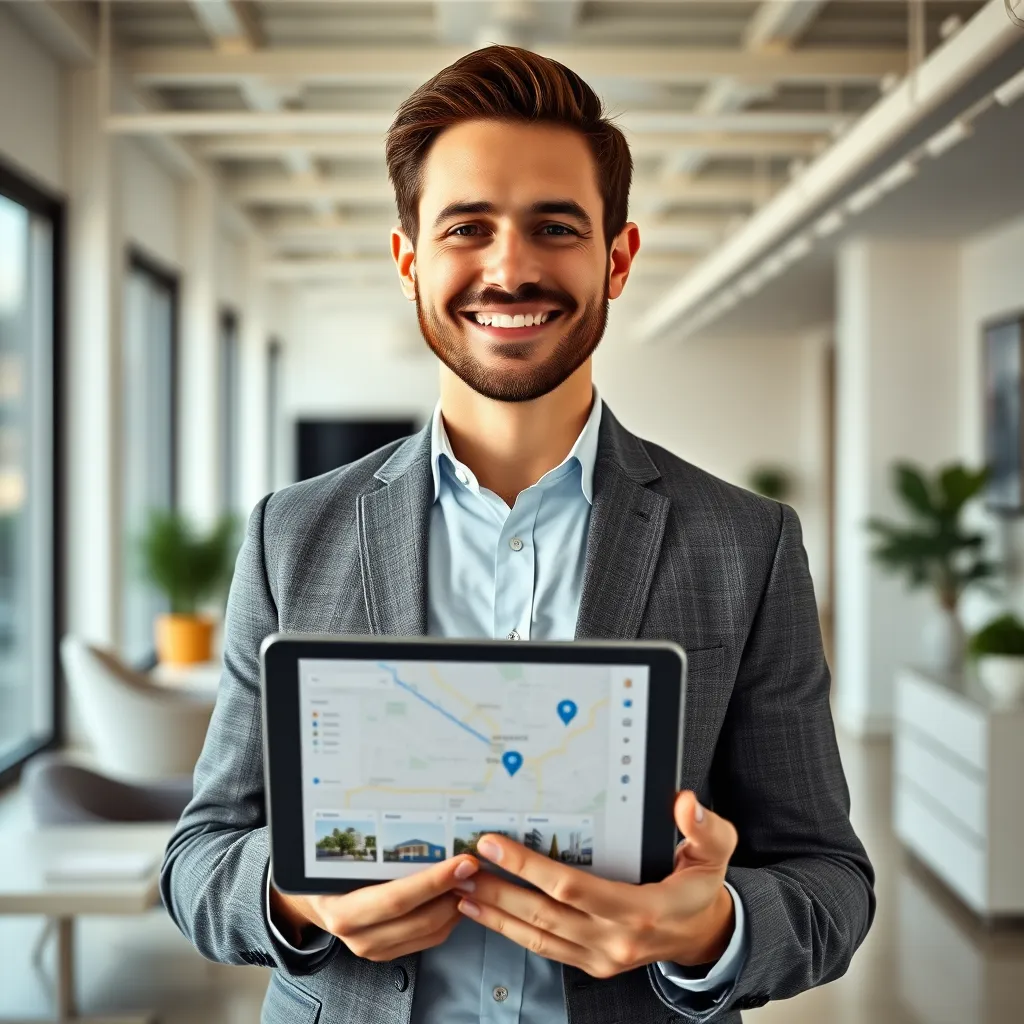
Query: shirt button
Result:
<box><xmin>508</xmin><ymin>536</ymin><xmax>524</xmax><ymax>551</ymax></box>
<box><xmin>493</xmin><ymin>985</ymin><xmax>509</xmax><ymax>1002</ymax></box>
<box><xmin>507</xmin><ymin>630</ymin><xmax>521</xmax><ymax>641</ymax></box>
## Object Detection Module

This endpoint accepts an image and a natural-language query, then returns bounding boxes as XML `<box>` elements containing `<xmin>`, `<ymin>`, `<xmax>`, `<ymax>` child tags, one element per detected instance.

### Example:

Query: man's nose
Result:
<box><xmin>481</xmin><ymin>229</ymin><xmax>542</xmax><ymax>294</ymax></box>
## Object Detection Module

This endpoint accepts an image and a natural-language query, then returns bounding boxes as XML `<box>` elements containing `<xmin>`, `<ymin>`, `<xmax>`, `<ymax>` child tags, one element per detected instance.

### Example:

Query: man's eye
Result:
<box><xmin>450</xmin><ymin>224</ymin><xmax>482</xmax><ymax>237</ymax></box>
<box><xmin>541</xmin><ymin>224</ymin><xmax>577</xmax><ymax>236</ymax></box>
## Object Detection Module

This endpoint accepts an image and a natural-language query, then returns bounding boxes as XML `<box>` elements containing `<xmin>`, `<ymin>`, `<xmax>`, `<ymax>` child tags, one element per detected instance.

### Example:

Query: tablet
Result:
<box><xmin>261</xmin><ymin>635</ymin><xmax>686</xmax><ymax>894</ymax></box>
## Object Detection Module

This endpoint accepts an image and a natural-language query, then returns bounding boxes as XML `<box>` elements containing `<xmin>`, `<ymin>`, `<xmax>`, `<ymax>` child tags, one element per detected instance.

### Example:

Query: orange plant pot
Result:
<box><xmin>155</xmin><ymin>613</ymin><xmax>215</xmax><ymax>666</ymax></box>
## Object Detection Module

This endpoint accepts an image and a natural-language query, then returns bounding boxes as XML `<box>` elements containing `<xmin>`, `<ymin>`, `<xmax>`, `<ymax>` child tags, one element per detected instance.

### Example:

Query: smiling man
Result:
<box><xmin>162</xmin><ymin>46</ymin><xmax>874</xmax><ymax>1024</ymax></box>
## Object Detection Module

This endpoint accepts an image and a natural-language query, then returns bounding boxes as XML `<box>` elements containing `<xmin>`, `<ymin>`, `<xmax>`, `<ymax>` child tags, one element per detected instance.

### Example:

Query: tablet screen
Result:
<box><xmin>298</xmin><ymin>657</ymin><xmax>650</xmax><ymax>883</ymax></box>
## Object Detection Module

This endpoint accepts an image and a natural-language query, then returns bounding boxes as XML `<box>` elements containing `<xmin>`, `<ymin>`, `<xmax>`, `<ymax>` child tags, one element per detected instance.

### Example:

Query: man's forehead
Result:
<box><xmin>419</xmin><ymin>120</ymin><xmax>601</xmax><ymax>212</ymax></box>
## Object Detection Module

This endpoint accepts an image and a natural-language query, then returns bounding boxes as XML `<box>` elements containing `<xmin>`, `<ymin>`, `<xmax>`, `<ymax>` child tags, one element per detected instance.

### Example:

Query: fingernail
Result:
<box><xmin>454</xmin><ymin>878</ymin><xmax>476</xmax><ymax>893</ymax></box>
<box><xmin>476</xmin><ymin>838</ymin><xmax>502</xmax><ymax>863</ymax></box>
<box><xmin>458</xmin><ymin>899</ymin><xmax>481</xmax><ymax>918</ymax></box>
<box><xmin>695</xmin><ymin>800</ymin><xmax>705</xmax><ymax>823</ymax></box>
<box><xmin>453</xmin><ymin>860</ymin><xmax>478</xmax><ymax>880</ymax></box>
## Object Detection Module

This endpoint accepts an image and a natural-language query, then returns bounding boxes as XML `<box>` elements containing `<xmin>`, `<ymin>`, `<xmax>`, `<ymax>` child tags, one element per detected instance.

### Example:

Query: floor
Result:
<box><xmin>1</xmin><ymin>732</ymin><xmax>1022</xmax><ymax>1023</ymax></box>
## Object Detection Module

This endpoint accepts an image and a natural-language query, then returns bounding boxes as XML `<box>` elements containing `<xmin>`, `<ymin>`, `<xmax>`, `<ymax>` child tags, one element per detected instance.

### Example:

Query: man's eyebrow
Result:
<box><xmin>432</xmin><ymin>199</ymin><xmax>593</xmax><ymax>231</ymax></box>
<box><xmin>530</xmin><ymin>201</ymin><xmax>592</xmax><ymax>229</ymax></box>
<box><xmin>433</xmin><ymin>201</ymin><xmax>496</xmax><ymax>228</ymax></box>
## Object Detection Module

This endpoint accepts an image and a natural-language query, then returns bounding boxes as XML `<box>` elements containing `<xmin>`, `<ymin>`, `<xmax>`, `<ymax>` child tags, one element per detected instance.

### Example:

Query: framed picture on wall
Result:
<box><xmin>983</xmin><ymin>313</ymin><xmax>1024</xmax><ymax>514</ymax></box>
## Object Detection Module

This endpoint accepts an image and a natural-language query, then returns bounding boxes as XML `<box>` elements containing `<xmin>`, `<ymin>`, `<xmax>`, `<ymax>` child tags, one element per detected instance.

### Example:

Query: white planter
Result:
<box><xmin>977</xmin><ymin>655</ymin><xmax>1024</xmax><ymax>705</ymax></box>
<box><xmin>921</xmin><ymin>607</ymin><xmax>965</xmax><ymax>673</ymax></box>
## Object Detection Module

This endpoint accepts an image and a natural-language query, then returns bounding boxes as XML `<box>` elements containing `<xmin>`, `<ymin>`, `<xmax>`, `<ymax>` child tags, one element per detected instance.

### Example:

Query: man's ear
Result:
<box><xmin>607</xmin><ymin>222</ymin><xmax>641</xmax><ymax>301</ymax></box>
<box><xmin>391</xmin><ymin>227</ymin><xmax>417</xmax><ymax>301</ymax></box>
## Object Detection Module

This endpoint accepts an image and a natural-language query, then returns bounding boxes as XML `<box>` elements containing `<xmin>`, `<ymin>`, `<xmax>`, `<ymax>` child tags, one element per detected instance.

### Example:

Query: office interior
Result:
<box><xmin>1</xmin><ymin>1</ymin><xmax>1023</xmax><ymax>1021</ymax></box>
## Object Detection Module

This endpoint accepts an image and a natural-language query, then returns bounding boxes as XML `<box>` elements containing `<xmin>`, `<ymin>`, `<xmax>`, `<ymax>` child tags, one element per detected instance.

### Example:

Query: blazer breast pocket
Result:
<box><xmin>261</xmin><ymin>974</ymin><xmax>322</xmax><ymax>1024</ymax></box>
<box><xmin>679</xmin><ymin>645</ymin><xmax>728</xmax><ymax>788</ymax></box>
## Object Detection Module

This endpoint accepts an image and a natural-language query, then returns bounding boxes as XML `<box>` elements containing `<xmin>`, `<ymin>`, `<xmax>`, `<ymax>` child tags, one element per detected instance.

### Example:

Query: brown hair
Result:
<box><xmin>385</xmin><ymin>45</ymin><xmax>632</xmax><ymax>247</ymax></box>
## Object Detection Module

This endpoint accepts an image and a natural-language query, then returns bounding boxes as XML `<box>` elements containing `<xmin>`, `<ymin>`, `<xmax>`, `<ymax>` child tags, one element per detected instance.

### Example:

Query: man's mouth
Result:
<box><xmin>459</xmin><ymin>309</ymin><xmax>565</xmax><ymax>330</ymax></box>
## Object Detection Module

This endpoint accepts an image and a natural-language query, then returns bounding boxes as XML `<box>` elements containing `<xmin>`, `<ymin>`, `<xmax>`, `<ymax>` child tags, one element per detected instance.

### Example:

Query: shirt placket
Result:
<box><xmin>492</xmin><ymin>488</ymin><xmax>541</xmax><ymax>641</ymax></box>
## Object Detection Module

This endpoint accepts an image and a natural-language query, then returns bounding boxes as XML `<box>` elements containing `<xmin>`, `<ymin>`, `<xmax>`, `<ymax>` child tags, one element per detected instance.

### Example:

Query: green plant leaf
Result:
<box><xmin>893</xmin><ymin>463</ymin><xmax>935</xmax><ymax>518</ymax></box>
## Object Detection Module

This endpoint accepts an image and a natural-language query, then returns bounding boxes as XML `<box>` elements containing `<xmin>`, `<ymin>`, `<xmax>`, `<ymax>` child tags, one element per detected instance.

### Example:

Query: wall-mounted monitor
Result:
<box><xmin>296</xmin><ymin>418</ymin><xmax>418</xmax><ymax>482</ymax></box>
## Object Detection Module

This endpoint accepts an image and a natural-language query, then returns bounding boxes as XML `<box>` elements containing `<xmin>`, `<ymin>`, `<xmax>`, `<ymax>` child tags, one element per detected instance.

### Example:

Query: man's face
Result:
<box><xmin>392</xmin><ymin>119</ymin><xmax>638</xmax><ymax>403</ymax></box>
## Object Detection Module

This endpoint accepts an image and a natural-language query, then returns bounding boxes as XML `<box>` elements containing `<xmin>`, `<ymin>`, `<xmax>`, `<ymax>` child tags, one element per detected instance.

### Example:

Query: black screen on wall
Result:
<box><xmin>296</xmin><ymin>419</ymin><xmax>417</xmax><ymax>481</ymax></box>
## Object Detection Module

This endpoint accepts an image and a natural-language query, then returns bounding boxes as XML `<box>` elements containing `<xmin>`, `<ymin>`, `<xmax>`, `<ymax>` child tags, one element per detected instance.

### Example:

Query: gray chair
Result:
<box><xmin>22</xmin><ymin>754</ymin><xmax>193</xmax><ymax>968</ymax></box>
<box><xmin>23</xmin><ymin>754</ymin><xmax>194</xmax><ymax>825</ymax></box>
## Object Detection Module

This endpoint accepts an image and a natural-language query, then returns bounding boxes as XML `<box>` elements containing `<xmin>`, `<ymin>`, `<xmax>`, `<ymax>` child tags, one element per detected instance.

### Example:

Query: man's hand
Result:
<box><xmin>454</xmin><ymin>791</ymin><xmax>738</xmax><ymax>978</ymax></box>
<box><xmin>270</xmin><ymin>854</ymin><xmax>480</xmax><ymax>960</ymax></box>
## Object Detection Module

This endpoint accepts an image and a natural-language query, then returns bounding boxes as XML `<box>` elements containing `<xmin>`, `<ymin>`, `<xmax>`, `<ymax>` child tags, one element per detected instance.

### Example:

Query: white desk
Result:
<box><xmin>0</xmin><ymin>824</ymin><xmax>172</xmax><ymax>1023</ymax></box>
<box><xmin>894</xmin><ymin>665</ymin><xmax>1024</xmax><ymax>919</ymax></box>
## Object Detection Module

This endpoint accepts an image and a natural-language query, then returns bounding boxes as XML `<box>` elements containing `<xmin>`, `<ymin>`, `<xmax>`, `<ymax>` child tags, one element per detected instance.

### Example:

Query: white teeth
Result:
<box><xmin>472</xmin><ymin>311</ymin><xmax>551</xmax><ymax>327</ymax></box>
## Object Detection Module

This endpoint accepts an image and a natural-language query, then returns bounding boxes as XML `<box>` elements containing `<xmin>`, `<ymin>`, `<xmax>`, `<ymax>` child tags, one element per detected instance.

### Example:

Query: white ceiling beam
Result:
<box><xmin>744</xmin><ymin>0</ymin><xmax>829</xmax><ymax>52</ymax></box>
<box><xmin>262</xmin><ymin>257</ymin><xmax>396</xmax><ymax>282</ymax></box>
<box><xmin>8</xmin><ymin>0</ymin><xmax>97</xmax><ymax>66</ymax></box>
<box><xmin>125</xmin><ymin>45</ymin><xmax>905</xmax><ymax>87</ymax></box>
<box><xmin>108</xmin><ymin>109</ymin><xmax>846</xmax><ymax>136</ymax></box>
<box><xmin>198</xmin><ymin>131</ymin><xmax>825</xmax><ymax>161</ymax></box>
<box><xmin>232</xmin><ymin>172</ymin><xmax>771</xmax><ymax>208</ymax></box>
<box><xmin>188</xmin><ymin>0</ymin><xmax>264</xmax><ymax>54</ymax></box>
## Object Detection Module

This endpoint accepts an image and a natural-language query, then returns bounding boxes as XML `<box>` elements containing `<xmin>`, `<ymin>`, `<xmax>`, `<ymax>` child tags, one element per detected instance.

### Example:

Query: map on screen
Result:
<box><xmin>298</xmin><ymin>657</ymin><xmax>649</xmax><ymax>882</ymax></box>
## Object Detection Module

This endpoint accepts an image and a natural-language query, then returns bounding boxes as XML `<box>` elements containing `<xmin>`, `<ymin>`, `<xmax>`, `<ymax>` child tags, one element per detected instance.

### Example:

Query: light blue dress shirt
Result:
<box><xmin>267</xmin><ymin>390</ymin><xmax>748</xmax><ymax>1019</ymax></box>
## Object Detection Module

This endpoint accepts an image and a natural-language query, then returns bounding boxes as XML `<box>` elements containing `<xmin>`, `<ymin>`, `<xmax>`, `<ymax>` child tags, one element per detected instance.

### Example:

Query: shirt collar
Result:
<box><xmin>430</xmin><ymin>389</ymin><xmax>603</xmax><ymax>505</ymax></box>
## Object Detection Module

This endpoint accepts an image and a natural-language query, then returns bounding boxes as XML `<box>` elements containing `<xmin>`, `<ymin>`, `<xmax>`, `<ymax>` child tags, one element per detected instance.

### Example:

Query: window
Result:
<box><xmin>121</xmin><ymin>250</ymin><xmax>177</xmax><ymax>664</ymax></box>
<box><xmin>266</xmin><ymin>338</ymin><xmax>282</xmax><ymax>489</ymax></box>
<box><xmin>0</xmin><ymin>164</ymin><xmax>62</xmax><ymax>784</ymax></box>
<box><xmin>219</xmin><ymin>309</ymin><xmax>241</xmax><ymax>513</ymax></box>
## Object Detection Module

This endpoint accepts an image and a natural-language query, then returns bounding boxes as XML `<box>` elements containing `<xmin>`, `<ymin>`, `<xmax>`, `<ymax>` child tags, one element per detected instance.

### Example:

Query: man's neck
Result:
<box><xmin>438</xmin><ymin>364</ymin><xmax>595</xmax><ymax>507</ymax></box>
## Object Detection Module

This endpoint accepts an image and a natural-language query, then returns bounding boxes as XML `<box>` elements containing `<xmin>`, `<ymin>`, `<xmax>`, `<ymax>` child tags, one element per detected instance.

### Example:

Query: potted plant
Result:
<box><xmin>747</xmin><ymin>464</ymin><xmax>795</xmax><ymax>503</ymax></box>
<box><xmin>138</xmin><ymin>510</ymin><xmax>239</xmax><ymax>666</ymax></box>
<box><xmin>866</xmin><ymin>462</ymin><xmax>999</xmax><ymax>671</ymax></box>
<box><xmin>968</xmin><ymin>613</ymin><xmax>1024</xmax><ymax>704</ymax></box>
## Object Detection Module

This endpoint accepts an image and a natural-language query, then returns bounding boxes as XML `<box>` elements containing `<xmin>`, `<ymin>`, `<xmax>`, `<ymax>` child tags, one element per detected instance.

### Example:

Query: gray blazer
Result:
<box><xmin>161</xmin><ymin>406</ymin><xmax>874</xmax><ymax>1024</ymax></box>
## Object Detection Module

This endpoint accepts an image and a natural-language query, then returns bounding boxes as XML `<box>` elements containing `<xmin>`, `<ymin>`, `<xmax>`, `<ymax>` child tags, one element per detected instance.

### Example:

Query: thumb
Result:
<box><xmin>672</xmin><ymin>791</ymin><xmax>738</xmax><ymax>869</ymax></box>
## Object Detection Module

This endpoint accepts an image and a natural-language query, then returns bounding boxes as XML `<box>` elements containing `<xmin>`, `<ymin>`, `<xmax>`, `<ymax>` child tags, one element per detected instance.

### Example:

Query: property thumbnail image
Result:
<box><xmin>314</xmin><ymin>818</ymin><xmax>377</xmax><ymax>861</ymax></box>
<box><xmin>380</xmin><ymin>821</ymin><xmax>448</xmax><ymax>863</ymax></box>
<box><xmin>523</xmin><ymin>819</ymin><xmax>593</xmax><ymax>865</ymax></box>
<box><xmin>452</xmin><ymin>823</ymin><xmax>520</xmax><ymax>856</ymax></box>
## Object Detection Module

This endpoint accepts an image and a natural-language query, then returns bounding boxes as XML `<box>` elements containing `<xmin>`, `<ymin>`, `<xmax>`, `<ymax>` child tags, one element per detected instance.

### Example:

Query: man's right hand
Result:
<box><xmin>269</xmin><ymin>854</ymin><xmax>480</xmax><ymax>960</ymax></box>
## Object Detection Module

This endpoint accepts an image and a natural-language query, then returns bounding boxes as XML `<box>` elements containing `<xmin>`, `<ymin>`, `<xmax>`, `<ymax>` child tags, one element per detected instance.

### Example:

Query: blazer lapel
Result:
<box><xmin>356</xmin><ymin>427</ymin><xmax>433</xmax><ymax>636</ymax></box>
<box><xmin>575</xmin><ymin>408</ymin><xmax>670</xmax><ymax>641</ymax></box>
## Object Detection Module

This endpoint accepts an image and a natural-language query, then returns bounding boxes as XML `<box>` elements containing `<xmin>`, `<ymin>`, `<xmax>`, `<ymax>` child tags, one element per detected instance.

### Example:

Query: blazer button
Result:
<box><xmin>393</xmin><ymin>965</ymin><xmax>408</xmax><ymax>992</ymax></box>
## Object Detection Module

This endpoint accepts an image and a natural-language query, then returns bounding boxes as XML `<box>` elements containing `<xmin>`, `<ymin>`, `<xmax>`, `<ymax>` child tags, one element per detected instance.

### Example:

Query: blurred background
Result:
<box><xmin>1</xmin><ymin>1</ymin><xmax>1023</xmax><ymax>1021</ymax></box>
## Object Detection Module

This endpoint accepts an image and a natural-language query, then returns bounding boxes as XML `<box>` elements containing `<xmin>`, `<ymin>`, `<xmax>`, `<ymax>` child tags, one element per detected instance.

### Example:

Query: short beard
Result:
<box><xmin>415</xmin><ymin>278</ymin><xmax>609</xmax><ymax>404</ymax></box>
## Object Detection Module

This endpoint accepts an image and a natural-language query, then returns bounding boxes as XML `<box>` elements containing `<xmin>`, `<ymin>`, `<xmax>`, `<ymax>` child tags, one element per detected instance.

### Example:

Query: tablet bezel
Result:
<box><xmin>261</xmin><ymin>635</ymin><xmax>686</xmax><ymax>894</ymax></box>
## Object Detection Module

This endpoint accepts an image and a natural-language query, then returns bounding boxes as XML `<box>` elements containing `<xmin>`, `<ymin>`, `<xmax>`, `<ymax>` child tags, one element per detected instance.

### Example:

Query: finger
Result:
<box><xmin>340</xmin><ymin>894</ymin><xmax>460</xmax><ymax>955</ymax></box>
<box><xmin>672</xmin><ymin>792</ymin><xmax>738</xmax><ymax>868</ymax></box>
<box><xmin>457</xmin><ymin>896</ymin><xmax>594</xmax><ymax>971</ymax></box>
<box><xmin>353</xmin><ymin>912</ymin><xmax>463</xmax><ymax>962</ymax></box>
<box><xmin>331</xmin><ymin>855</ymin><xmax>478</xmax><ymax>930</ymax></box>
<box><xmin>468</xmin><ymin>871</ymin><xmax>600</xmax><ymax>948</ymax></box>
<box><xmin>473</xmin><ymin>834</ymin><xmax>633</xmax><ymax>919</ymax></box>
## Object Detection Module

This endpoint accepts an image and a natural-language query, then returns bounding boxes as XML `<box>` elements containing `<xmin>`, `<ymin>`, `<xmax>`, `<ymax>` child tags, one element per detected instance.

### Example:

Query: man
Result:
<box><xmin>162</xmin><ymin>46</ymin><xmax>874</xmax><ymax>1023</ymax></box>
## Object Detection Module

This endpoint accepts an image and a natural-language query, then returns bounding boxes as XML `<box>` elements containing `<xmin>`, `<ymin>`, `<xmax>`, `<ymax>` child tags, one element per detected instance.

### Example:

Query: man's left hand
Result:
<box><xmin>454</xmin><ymin>791</ymin><xmax>738</xmax><ymax>978</ymax></box>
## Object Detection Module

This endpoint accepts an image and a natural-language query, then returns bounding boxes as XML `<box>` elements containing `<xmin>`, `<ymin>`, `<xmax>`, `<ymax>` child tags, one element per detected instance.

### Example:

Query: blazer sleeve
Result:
<box><xmin>159</xmin><ymin>494</ymin><xmax>339</xmax><ymax>976</ymax></box>
<box><xmin>654</xmin><ymin>502</ymin><xmax>876</xmax><ymax>1020</ymax></box>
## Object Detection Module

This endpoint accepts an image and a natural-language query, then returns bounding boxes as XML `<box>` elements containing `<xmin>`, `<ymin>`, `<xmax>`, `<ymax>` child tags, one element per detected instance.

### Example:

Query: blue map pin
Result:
<box><xmin>557</xmin><ymin>699</ymin><xmax>578</xmax><ymax>726</ymax></box>
<box><xmin>502</xmin><ymin>751</ymin><xmax>523</xmax><ymax>777</ymax></box>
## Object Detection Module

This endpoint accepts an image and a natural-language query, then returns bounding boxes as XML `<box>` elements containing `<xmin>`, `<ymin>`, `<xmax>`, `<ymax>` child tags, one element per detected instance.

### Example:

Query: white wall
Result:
<box><xmin>0</xmin><ymin>6</ymin><xmax>63</xmax><ymax>194</ymax></box>
<box><xmin>121</xmin><ymin>141</ymin><xmax>182</xmax><ymax>271</ymax></box>
<box><xmin>834</xmin><ymin>238</ymin><xmax>963</xmax><ymax>736</ymax></box>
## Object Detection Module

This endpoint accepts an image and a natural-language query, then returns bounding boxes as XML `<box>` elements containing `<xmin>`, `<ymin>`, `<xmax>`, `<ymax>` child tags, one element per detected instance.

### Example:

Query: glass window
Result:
<box><xmin>121</xmin><ymin>251</ymin><xmax>177</xmax><ymax>664</ymax></box>
<box><xmin>219</xmin><ymin>309</ymin><xmax>241</xmax><ymax>513</ymax></box>
<box><xmin>0</xmin><ymin>167</ymin><xmax>60</xmax><ymax>780</ymax></box>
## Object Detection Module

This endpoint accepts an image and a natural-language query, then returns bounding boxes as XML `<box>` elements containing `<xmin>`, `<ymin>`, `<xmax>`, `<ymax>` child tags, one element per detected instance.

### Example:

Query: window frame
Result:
<box><xmin>0</xmin><ymin>160</ymin><xmax>65</xmax><ymax>789</ymax></box>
